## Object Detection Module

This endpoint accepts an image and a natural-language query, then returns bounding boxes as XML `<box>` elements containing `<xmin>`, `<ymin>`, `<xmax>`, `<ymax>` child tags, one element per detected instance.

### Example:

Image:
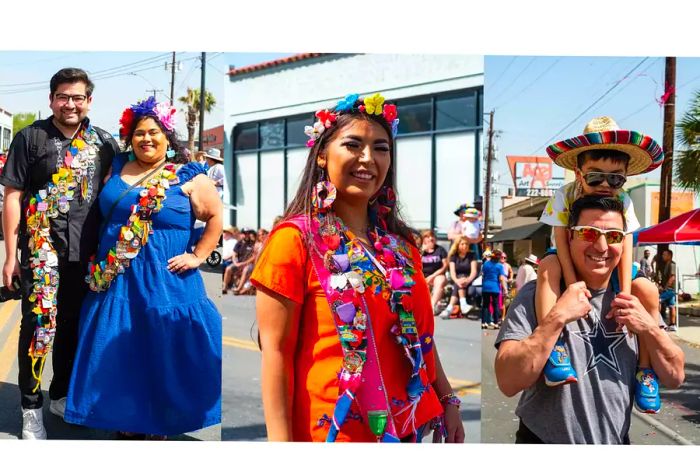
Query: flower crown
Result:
<box><xmin>119</xmin><ymin>96</ymin><xmax>177</xmax><ymax>137</ymax></box>
<box><xmin>304</xmin><ymin>92</ymin><xmax>399</xmax><ymax>148</ymax></box>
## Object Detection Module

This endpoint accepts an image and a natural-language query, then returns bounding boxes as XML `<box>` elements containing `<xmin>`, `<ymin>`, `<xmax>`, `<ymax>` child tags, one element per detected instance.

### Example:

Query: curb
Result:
<box><xmin>632</xmin><ymin>409</ymin><xmax>694</xmax><ymax>445</ymax></box>
<box><xmin>678</xmin><ymin>306</ymin><xmax>700</xmax><ymax>317</ymax></box>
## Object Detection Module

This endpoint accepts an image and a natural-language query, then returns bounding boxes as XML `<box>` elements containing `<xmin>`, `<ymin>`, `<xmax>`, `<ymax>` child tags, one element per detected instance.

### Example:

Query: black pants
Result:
<box><xmin>481</xmin><ymin>291</ymin><xmax>501</xmax><ymax>324</ymax></box>
<box><xmin>18</xmin><ymin>259</ymin><xmax>87</xmax><ymax>409</ymax></box>
<box><xmin>516</xmin><ymin>419</ymin><xmax>631</xmax><ymax>444</ymax></box>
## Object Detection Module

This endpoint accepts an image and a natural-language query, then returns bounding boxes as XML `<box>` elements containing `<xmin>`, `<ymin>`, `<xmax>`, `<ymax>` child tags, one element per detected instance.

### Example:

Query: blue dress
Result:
<box><xmin>65</xmin><ymin>156</ymin><xmax>222</xmax><ymax>436</ymax></box>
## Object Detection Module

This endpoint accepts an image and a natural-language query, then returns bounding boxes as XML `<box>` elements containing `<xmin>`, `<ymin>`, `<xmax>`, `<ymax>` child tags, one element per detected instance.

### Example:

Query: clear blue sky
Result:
<box><xmin>0</xmin><ymin>51</ymin><xmax>293</xmax><ymax>137</ymax></box>
<box><xmin>485</xmin><ymin>56</ymin><xmax>700</xmax><ymax>198</ymax></box>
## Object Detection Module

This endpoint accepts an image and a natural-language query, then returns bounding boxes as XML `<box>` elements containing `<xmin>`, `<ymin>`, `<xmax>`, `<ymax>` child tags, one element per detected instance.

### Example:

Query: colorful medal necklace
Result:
<box><xmin>25</xmin><ymin>123</ymin><xmax>100</xmax><ymax>389</ymax></box>
<box><xmin>86</xmin><ymin>163</ymin><xmax>179</xmax><ymax>292</ymax></box>
<box><xmin>313</xmin><ymin>208</ymin><xmax>431</xmax><ymax>441</ymax></box>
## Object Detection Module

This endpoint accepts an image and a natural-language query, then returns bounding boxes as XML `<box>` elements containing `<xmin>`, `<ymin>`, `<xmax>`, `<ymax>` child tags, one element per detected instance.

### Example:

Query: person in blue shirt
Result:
<box><xmin>481</xmin><ymin>249</ymin><xmax>508</xmax><ymax>329</ymax></box>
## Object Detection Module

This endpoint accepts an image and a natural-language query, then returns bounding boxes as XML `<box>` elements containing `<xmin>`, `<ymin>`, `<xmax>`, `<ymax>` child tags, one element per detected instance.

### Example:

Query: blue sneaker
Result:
<box><xmin>635</xmin><ymin>368</ymin><xmax>661</xmax><ymax>414</ymax></box>
<box><xmin>544</xmin><ymin>338</ymin><xmax>578</xmax><ymax>387</ymax></box>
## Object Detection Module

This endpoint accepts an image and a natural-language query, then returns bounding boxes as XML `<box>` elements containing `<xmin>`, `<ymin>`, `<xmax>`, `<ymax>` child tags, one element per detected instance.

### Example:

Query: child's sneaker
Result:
<box><xmin>544</xmin><ymin>338</ymin><xmax>578</xmax><ymax>386</ymax></box>
<box><xmin>635</xmin><ymin>368</ymin><xmax>661</xmax><ymax>414</ymax></box>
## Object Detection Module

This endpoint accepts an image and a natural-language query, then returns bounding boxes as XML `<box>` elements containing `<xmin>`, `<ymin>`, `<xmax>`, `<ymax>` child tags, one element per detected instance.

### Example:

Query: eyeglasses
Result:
<box><xmin>582</xmin><ymin>172</ymin><xmax>627</xmax><ymax>189</ymax></box>
<box><xmin>54</xmin><ymin>93</ymin><xmax>87</xmax><ymax>105</ymax></box>
<box><xmin>571</xmin><ymin>225</ymin><xmax>626</xmax><ymax>244</ymax></box>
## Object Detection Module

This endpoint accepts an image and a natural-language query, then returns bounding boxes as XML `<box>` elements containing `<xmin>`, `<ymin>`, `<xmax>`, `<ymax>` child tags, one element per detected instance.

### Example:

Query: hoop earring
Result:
<box><xmin>312</xmin><ymin>169</ymin><xmax>336</xmax><ymax>211</ymax></box>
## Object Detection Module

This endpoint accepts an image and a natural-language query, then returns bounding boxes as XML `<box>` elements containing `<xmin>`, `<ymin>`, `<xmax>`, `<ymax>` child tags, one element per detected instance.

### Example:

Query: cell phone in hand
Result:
<box><xmin>0</xmin><ymin>275</ymin><xmax>21</xmax><ymax>302</ymax></box>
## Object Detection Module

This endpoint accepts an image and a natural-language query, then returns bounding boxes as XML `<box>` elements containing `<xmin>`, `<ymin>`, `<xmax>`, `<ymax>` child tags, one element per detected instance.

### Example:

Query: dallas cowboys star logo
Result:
<box><xmin>571</xmin><ymin>319</ymin><xmax>627</xmax><ymax>376</ymax></box>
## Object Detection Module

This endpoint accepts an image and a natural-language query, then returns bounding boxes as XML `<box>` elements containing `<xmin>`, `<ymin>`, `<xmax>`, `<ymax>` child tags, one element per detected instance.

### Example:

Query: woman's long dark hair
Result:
<box><xmin>281</xmin><ymin>110</ymin><xmax>415</xmax><ymax>245</ymax></box>
<box><xmin>123</xmin><ymin>115</ymin><xmax>189</xmax><ymax>164</ymax></box>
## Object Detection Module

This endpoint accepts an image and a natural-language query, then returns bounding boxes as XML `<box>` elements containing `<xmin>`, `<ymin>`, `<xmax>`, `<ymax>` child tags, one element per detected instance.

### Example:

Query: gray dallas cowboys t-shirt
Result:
<box><xmin>496</xmin><ymin>281</ymin><xmax>638</xmax><ymax>444</ymax></box>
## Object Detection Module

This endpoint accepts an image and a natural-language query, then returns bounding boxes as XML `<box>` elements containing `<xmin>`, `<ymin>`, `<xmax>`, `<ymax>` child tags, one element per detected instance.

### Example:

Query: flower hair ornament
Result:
<box><xmin>304</xmin><ymin>92</ymin><xmax>400</xmax><ymax>148</ymax></box>
<box><xmin>119</xmin><ymin>96</ymin><xmax>177</xmax><ymax>138</ymax></box>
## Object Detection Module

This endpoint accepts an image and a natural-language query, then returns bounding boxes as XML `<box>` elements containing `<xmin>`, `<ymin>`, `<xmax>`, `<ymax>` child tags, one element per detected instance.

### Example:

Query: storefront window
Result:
<box><xmin>260</xmin><ymin>120</ymin><xmax>284</xmax><ymax>149</ymax></box>
<box><xmin>436</xmin><ymin>92</ymin><xmax>477</xmax><ymax>130</ymax></box>
<box><xmin>396</xmin><ymin>98</ymin><xmax>432</xmax><ymax>134</ymax></box>
<box><xmin>233</xmin><ymin>123</ymin><xmax>258</xmax><ymax>151</ymax></box>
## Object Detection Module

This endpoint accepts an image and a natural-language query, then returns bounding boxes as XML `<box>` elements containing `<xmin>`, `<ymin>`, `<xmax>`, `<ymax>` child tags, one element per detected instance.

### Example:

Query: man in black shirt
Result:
<box><xmin>0</xmin><ymin>68</ymin><xmax>118</xmax><ymax>439</ymax></box>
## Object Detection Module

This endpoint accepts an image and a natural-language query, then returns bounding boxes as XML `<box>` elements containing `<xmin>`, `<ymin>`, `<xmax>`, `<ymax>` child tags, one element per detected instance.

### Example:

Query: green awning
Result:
<box><xmin>490</xmin><ymin>222</ymin><xmax>548</xmax><ymax>242</ymax></box>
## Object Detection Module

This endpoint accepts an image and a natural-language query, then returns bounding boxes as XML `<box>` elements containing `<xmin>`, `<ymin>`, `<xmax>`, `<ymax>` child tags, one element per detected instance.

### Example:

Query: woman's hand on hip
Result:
<box><xmin>167</xmin><ymin>252</ymin><xmax>203</xmax><ymax>273</ymax></box>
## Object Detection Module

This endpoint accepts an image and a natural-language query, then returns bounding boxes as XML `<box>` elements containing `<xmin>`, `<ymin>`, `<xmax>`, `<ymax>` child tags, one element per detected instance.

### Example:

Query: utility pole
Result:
<box><xmin>170</xmin><ymin>52</ymin><xmax>176</xmax><ymax>103</ymax></box>
<box><xmin>198</xmin><ymin>52</ymin><xmax>206</xmax><ymax>152</ymax></box>
<box><xmin>657</xmin><ymin>57</ymin><xmax>676</xmax><ymax>273</ymax></box>
<box><xmin>483</xmin><ymin>110</ymin><xmax>495</xmax><ymax>250</ymax></box>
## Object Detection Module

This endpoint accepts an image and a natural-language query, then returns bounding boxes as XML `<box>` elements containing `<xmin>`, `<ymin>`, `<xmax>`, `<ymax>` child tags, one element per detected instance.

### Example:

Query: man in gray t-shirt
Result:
<box><xmin>494</xmin><ymin>196</ymin><xmax>685</xmax><ymax>444</ymax></box>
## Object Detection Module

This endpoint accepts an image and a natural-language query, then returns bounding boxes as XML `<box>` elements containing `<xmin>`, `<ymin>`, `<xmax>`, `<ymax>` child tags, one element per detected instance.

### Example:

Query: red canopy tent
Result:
<box><xmin>635</xmin><ymin>208</ymin><xmax>700</xmax><ymax>245</ymax></box>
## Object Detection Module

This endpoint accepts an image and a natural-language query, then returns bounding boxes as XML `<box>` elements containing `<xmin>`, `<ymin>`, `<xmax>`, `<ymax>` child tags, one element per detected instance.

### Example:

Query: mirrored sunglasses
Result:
<box><xmin>582</xmin><ymin>172</ymin><xmax>627</xmax><ymax>189</ymax></box>
<box><xmin>571</xmin><ymin>225</ymin><xmax>626</xmax><ymax>244</ymax></box>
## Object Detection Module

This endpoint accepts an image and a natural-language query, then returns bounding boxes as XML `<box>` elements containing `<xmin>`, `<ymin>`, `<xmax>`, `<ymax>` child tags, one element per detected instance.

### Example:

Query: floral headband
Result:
<box><xmin>119</xmin><ymin>96</ymin><xmax>177</xmax><ymax>137</ymax></box>
<box><xmin>304</xmin><ymin>92</ymin><xmax>399</xmax><ymax>148</ymax></box>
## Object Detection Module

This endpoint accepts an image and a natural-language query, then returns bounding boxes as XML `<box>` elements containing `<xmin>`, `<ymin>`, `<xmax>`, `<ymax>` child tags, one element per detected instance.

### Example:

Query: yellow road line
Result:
<box><xmin>0</xmin><ymin>319</ymin><xmax>20</xmax><ymax>383</ymax></box>
<box><xmin>0</xmin><ymin>299</ymin><xmax>20</xmax><ymax>332</ymax></box>
<box><xmin>222</xmin><ymin>336</ymin><xmax>259</xmax><ymax>352</ymax></box>
<box><xmin>222</xmin><ymin>335</ymin><xmax>481</xmax><ymax>394</ymax></box>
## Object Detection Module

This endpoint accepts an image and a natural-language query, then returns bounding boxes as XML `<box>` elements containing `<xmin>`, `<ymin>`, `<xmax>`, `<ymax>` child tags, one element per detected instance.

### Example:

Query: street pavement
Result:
<box><xmin>0</xmin><ymin>244</ymin><xmax>222</xmax><ymax>440</ymax></box>
<box><xmin>222</xmin><ymin>294</ymin><xmax>482</xmax><ymax>442</ymax></box>
<box><xmin>481</xmin><ymin>314</ymin><xmax>700</xmax><ymax>445</ymax></box>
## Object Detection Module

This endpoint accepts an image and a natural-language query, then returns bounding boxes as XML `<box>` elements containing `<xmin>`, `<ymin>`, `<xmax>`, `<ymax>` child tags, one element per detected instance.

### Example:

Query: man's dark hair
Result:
<box><xmin>50</xmin><ymin>68</ymin><xmax>94</xmax><ymax>97</ymax></box>
<box><xmin>576</xmin><ymin>149</ymin><xmax>630</xmax><ymax>170</ymax></box>
<box><xmin>569</xmin><ymin>195</ymin><xmax>627</xmax><ymax>231</ymax></box>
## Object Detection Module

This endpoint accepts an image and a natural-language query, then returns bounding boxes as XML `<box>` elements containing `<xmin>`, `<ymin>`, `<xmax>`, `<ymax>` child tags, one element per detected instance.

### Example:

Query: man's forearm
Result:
<box><xmin>495</xmin><ymin>310</ymin><xmax>566</xmax><ymax>397</ymax></box>
<box><xmin>2</xmin><ymin>188</ymin><xmax>22</xmax><ymax>259</ymax></box>
<box><xmin>642</xmin><ymin>327</ymin><xmax>685</xmax><ymax>388</ymax></box>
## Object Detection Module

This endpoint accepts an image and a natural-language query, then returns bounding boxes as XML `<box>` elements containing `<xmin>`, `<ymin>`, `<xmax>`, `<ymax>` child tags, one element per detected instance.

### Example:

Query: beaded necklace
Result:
<box><xmin>86</xmin><ymin>163</ymin><xmax>179</xmax><ymax>292</ymax></box>
<box><xmin>313</xmin><ymin>210</ymin><xmax>430</xmax><ymax>440</ymax></box>
<box><xmin>26</xmin><ymin>123</ymin><xmax>100</xmax><ymax>389</ymax></box>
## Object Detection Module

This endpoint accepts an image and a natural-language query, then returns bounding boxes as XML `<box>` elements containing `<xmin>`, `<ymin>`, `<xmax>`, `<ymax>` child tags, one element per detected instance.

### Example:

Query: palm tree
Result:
<box><xmin>178</xmin><ymin>88</ymin><xmax>217</xmax><ymax>152</ymax></box>
<box><xmin>676</xmin><ymin>89</ymin><xmax>700</xmax><ymax>192</ymax></box>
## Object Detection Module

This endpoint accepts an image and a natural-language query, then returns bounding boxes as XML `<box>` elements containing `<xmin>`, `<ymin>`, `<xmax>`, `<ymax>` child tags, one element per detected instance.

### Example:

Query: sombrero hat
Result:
<box><xmin>546</xmin><ymin>116</ymin><xmax>664</xmax><ymax>176</ymax></box>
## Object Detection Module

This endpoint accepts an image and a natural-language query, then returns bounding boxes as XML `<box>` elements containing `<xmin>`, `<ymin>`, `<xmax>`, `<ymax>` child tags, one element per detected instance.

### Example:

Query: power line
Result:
<box><xmin>619</xmin><ymin>67</ymin><xmax>700</xmax><ymax>124</ymax></box>
<box><xmin>0</xmin><ymin>52</ymin><xmax>172</xmax><ymax>88</ymax></box>
<box><xmin>486</xmin><ymin>56</ymin><xmax>517</xmax><ymax>92</ymax></box>
<box><xmin>530</xmin><ymin>57</ymin><xmax>650</xmax><ymax>154</ymax></box>
<box><xmin>488</xmin><ymin>57</ymin><xmax>536</xmax><ymax>108</ymax></box>
<box><xmin>0</xmin><ymin>55</ymin><xmax>204</xmax><ymax>95</ymax></box>
<box><xmin>496</xmin><ymin>57</ymin><xmax>561</xmax><ymax>109</ymax></box>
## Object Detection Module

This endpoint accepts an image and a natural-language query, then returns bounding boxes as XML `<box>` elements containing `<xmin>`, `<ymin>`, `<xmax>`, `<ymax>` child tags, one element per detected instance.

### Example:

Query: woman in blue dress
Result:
<box><xmin>64</xmin><ymin>97</ymin><xmax>222</xmax><ymax>438</ymax></box>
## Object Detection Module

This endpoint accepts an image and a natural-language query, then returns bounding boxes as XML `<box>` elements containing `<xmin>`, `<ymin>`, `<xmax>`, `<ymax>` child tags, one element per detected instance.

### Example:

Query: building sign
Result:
<box><xmin>650</xmin><ymin>191</ymin><xmax>696</xmax><ymax>224</ymax></box>
<box><xmin>507</xmin><ymin>155</ymin><xmax>564</xmax><ymax>197</ymax></box>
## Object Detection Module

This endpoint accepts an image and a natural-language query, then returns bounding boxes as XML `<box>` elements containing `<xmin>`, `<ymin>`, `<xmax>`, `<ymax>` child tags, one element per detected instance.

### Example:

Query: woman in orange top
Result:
<box><xmin>252</xmin><ymin>93</ymin><xmax>464</xmax><ymax>443</ymax></box>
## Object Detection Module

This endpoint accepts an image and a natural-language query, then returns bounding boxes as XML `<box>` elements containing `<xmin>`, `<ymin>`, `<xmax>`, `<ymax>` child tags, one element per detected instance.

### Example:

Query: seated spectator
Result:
<box><xmin>221</xmin><ymin>227</ymin><xmax>239</xmax><ymax>293</ymax></box>
<box><xmin>227</xmin><ymin>228</ymin><xmax>257</xmax><ymax>295</ymax></box>
<box><xmin>441</xmin><ymin>236</ymin><xmax>479</xmax><ymax>319</ymax></box>
<box><xmin>420</xmin><ymin>229</ymin><xmax>449</xmax><ymax>315</ymax></box>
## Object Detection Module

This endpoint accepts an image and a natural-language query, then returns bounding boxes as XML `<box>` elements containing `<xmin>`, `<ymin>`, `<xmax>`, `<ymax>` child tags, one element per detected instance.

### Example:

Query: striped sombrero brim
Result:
<box><xmin>546</xmin><ymin>130</ymin><xmax>664</xmax><ymax>175</ymax></box>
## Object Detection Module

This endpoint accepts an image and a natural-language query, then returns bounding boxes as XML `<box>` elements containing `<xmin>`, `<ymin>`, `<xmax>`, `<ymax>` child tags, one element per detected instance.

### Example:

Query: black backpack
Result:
<box><xmin>25</xmin><ymin>120</ymin><xmax>118</xmax><ymax>190</ymax></box>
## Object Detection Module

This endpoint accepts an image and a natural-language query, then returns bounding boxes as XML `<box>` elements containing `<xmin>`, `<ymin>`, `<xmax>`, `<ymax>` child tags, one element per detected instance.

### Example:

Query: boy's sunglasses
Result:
<box><xmin>571</xmin><ymin>225</ymin><xmax>626</xmax><ymax>244</ymax></box>
<box><xmin>582</xmin><ymin>172</ymin><xmax>627</xmax><ymax>189</ymax></box>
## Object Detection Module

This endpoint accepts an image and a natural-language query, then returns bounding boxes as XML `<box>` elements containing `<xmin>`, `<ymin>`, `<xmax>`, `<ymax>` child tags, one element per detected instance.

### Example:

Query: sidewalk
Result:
<box><xmin>675</xmin><ymin>314</ymin><xmax>700</xmax><ymax>347</ymax></box>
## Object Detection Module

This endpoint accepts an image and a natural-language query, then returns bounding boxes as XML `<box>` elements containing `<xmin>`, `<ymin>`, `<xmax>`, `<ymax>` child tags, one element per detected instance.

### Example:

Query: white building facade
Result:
<box><xmin>224</xmin><ymin>53</ymin><xmax>484</xmax><ymax>233</ymax></box>
<box><xmin>628</xmin><ymin>182</ymin><xmax>700</xmax><ymax>294</ymax></box>
<box><xmin>0</xmin><ymin>107</ymin><xmax>12</xmax><ymax>152</ymax></box>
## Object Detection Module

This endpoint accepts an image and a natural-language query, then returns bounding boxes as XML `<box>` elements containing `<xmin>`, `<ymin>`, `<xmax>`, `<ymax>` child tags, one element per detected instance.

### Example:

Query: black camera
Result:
<box><xmin>0</xmin><ymin>275</ymin><xmax>22</xmax><ymax>302</ymax></box>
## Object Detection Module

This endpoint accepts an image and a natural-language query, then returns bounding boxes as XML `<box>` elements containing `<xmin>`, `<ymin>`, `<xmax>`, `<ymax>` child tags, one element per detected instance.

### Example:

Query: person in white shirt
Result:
<box><xmin>205</xmin><ymin>148</ymin><xmax>225</xmax><ymax>200</ymax></box>
<box><xmin>515</xmin><ymin>254</ymin><xmax>539</xmax><ymax>291</ymax></box>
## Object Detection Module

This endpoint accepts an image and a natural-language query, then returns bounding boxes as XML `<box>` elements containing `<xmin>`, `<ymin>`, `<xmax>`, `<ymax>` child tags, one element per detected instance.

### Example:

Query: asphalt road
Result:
<box><xmin>0</xmin><ymin>243</ymin><xmax>222</xmax><ymax>441</ymax></box>
<box><xmin>222</xmin><ymin>293</ymin><xmax>482</xmax><ymax>442</ymax></box>
<box><xmin>480</xmin><ymin>315</ymin><xmax>700</xmax><ymax>445</ymax></box>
